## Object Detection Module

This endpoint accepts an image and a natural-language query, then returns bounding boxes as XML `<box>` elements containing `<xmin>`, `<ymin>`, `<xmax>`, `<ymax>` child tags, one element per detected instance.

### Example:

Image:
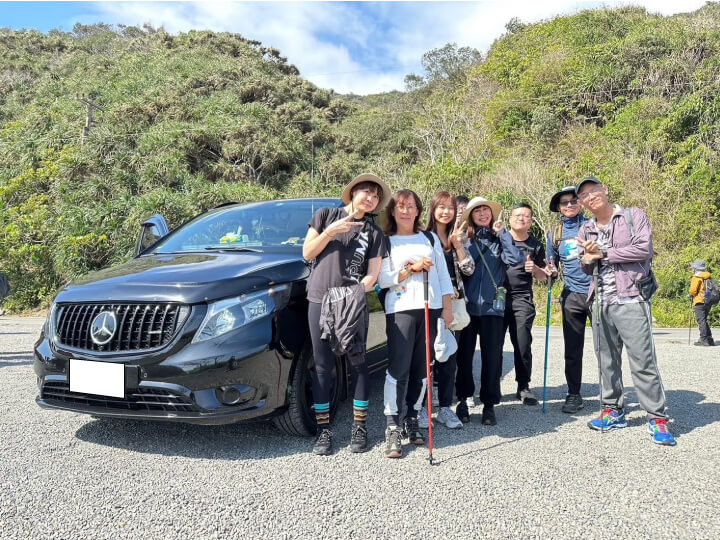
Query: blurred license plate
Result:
<box><xmin>70</xmin><ymin>359</ymin><xmax>125</xmax><ymax>398</ymax></box>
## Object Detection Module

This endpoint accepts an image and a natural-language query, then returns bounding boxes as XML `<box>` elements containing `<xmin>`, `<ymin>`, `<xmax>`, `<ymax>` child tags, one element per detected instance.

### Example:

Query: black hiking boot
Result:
<box><xmin>402</xmin><ymin>416</ymin><xmax>425</xmax><ymax>445</ymax></box>
<box><xmin>312</xmin><ymin>428</ymin><xmax>333</xmax><ymax>456</ymax></box>
<box><xmin>349</xmin><ymin>424</ymin><xmax>369</xmax><ymax>453</ymax></box>
<box><xmin>455</xmin><ymin>400</ymin><xmax>470</xmax><ymax>423</ymax></box>
<box><xmin>385</xmin><ymin>426</ymin><xmax>402</xmax><ymax>458</ymax></box>
<box><xmin>561</xmin><ymin>394</ymin><xmax>584</xmax><ymax>414</ymax></box>
<box><xmin>481</xmin><ymin>405</ymin><xmax>497</xmax><ymax>426</ymax></box>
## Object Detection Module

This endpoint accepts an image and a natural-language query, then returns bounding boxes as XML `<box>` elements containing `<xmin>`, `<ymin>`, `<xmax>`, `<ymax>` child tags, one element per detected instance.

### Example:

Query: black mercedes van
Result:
<box><xmin>33</xmin><ymin>198</ymin><xmax>387</xmax><ymax>436</ymax></box>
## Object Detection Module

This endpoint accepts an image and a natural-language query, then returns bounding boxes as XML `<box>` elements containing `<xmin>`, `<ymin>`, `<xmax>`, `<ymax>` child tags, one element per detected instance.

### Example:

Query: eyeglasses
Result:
<box><xmin>577</xmin><ymin>187</ymin><xmax>604</xmax><ymax>201</ymax></box>
<box><xmin>558</xmin><ymin>199</ymin><xmax>578</xmax><ymax>207</ymax></box>
<box><xmin>396</xmin><ymin>205</ymin><xmax>417</xmax><ymax>212</ymax></box>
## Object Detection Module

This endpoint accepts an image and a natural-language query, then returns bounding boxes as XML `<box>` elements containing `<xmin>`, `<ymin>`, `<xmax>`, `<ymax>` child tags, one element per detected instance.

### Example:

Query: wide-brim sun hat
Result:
<box><xmin>690</xmin><ymin>259</ymin><xmax>707</xmax><ymax>271</ymax></box>
<box><xmin>341</xmin><ymin>173</ymin><xmax>391</xmax><ymax>211</ymax></box>
<box><xmin>462</xmin><ymin>196</ymin><xmax>502</xmax><ymax>226</ymax></box>
<box><xmin>549</xmin><ymin>186</ymin><xmax>579</xmax><ymax>213</ymax></box>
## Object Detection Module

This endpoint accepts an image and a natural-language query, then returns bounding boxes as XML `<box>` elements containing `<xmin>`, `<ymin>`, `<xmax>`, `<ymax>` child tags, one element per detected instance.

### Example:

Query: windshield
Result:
<box><xmin>151</xmin><ymin>199</ymin><xmax>339</xmax><ymax>254</ymax></box>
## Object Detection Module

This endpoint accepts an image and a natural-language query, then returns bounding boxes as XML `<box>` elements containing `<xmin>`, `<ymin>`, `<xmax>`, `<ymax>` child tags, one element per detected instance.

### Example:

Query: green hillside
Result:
<box><xmin>2</xmin><ymin>6</ymin><xmax>720</xmax><ymax>325</ymax></box>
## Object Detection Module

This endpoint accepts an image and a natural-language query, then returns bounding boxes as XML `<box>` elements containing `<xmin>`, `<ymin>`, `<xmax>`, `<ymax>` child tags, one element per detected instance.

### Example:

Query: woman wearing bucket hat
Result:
<box><xmin>303</xmin><ymin>173</ymin><xmax>389</xmax><ymax>455</ymax></box>
<box><xmin>454</xmin><ymin>196</ymin><xmax>523</xmax><ymax>425</ymax></box>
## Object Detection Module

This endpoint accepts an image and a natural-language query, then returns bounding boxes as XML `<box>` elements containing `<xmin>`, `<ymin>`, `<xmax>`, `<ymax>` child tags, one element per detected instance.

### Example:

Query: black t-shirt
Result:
<box><xmin>504</xmin><ymin>235</ymin><xmax>545</xmax><ymax>295</ymax></box>
<box><xmin>306</xmin><ymin>207</ymin><xmax>386</xmax><ymax>303</ymax></box>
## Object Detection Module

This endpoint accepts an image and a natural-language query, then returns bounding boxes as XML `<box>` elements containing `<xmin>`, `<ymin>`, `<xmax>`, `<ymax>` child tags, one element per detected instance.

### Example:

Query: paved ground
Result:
<box><xmin>1</xmin><ymin>316</ymin><xmax>719</xmax><ymax>539</ymax></box>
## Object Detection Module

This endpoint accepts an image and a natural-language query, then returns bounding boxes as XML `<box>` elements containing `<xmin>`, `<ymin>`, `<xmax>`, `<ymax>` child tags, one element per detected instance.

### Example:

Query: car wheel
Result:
<box><xmin>272</xmin><ymin>343</ymin><xmax>343</xmax><ymax>436</ymax></box>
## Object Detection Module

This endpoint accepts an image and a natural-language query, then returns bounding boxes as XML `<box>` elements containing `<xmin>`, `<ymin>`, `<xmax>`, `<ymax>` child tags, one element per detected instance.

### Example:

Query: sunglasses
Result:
<box><xmin>558</xmin><ymin>199</ymin><xmax>578</xmax><ymax>207</ymax></box>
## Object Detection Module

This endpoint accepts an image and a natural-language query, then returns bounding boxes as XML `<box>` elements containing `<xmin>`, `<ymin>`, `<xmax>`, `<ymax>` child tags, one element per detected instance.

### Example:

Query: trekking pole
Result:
<box><xmin>423</xmin><ymin>270</ymin><xmax>435</xmax><ymax>465</ymax></box>
<box><xmin>688</xmin><ymin>300</ymin><xmax>693</xmax><ymax>345</ymax></box>
<box><xmin>542</xmin><ymin>271</ymin><xmax>554</xmax><ymax>414</ymax></box>
<box><xmin>593</xmin><ymin>262</ymin><xmax>604</xmax><ymax>435</ymax></box>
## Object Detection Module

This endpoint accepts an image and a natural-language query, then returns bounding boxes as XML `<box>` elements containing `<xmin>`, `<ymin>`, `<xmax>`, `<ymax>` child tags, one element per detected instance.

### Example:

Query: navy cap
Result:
<box><xmin>575</xmin><ymin>175</ymin><xmax>602</xmax><ymax>195</ymax></box>
<box><xmin>549</xmin><ymin>186</ymin><xmax>578</xmax><ymax>213</ymax></box>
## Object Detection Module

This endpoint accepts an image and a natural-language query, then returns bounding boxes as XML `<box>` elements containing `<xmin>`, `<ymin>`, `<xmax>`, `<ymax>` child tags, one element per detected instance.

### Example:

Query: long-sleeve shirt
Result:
<box><xmin>378</xmin><ymin>232</ymin><xmax>454</xmax><ymax>313</ymax></box>
<box><xmin>546</xmin><ymin>214</ymin><xmax>592</xmax><ymax>294</ymax></box>
<box><xmin>690</xmin><ymin>272</ymin><xmax>711</xmax><ymax>305</ymax></box>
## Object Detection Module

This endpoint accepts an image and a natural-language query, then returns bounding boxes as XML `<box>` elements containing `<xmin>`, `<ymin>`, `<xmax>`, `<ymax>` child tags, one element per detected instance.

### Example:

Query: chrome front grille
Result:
<box><xmin>56</xmin><ymin>303</ymin><xmax>189</xmax><ymax>352</ymax></box>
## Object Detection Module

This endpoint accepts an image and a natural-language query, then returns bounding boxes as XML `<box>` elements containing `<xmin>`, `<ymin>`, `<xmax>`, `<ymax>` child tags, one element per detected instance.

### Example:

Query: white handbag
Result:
<box><xmin>449</xmin><ymin>297</ymin><xmax>470</xmax><ymax>331</ymax></box>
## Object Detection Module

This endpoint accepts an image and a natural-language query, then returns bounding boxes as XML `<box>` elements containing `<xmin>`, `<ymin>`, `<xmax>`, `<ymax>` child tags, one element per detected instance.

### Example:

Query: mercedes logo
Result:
<box><xmin>90</xmin><ymin>311</ymin><xmax>117</xmax><ymax>345</ymax></box>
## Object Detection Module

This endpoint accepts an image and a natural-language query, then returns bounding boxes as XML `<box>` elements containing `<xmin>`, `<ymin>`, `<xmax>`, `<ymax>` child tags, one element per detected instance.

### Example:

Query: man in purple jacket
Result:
<box><xmin>576</xmin><ymin>176</ymin><xmax>676</xmax><ymax>446</ymax></box>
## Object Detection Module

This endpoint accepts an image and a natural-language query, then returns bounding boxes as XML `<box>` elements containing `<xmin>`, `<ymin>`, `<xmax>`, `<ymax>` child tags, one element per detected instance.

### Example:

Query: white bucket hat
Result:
<box><xmin>461</xmin><ymin>196</ymin><xmax>502</xmax><ymax>226</ymax></box>
<box><xmin>341</xmin><ymin>173</ymin><xmax>391</xmax><ymax>211</ymax></box>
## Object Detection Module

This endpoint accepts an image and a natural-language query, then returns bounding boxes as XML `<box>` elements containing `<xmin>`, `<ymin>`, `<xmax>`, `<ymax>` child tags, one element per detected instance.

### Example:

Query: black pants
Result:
<box><xmin>455</xmin><ymin>315</ymin><xmax>504</xmax><ymax>406</ymax></box>
<box><xmin>384</xmin><ymin>308</ymin><xmax>440</xmax><ymax>426</ymax></box>
<box><xmin>308</xmin><ymin>302</ymin><xmax>369</xmax><ymax>407</ymax></box>
<box><xmin>434</xmin><ymin>340</ymin><xmax>457</xmax><ymax>408</ymax></box>
<box><xmin>560</xmin><ymin>289</ymin><xmax>591</xmax><ymax>395</ymax></box>
<box><xmin>503</xmin><ymin>293</ymin><xmax>536</xmax><ymax>390</ymax></box>
<box><xmin>695</xmin><ymin>303</ymin><xmax>713</xmax><ymax>342</ymax></box>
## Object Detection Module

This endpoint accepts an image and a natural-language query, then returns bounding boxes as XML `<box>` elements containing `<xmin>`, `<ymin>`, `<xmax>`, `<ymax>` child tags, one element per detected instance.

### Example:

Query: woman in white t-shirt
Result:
<box><xmin>377</xmin><ymin>189</ymin><xmax>453</xmax><ymax>459</ymax></box>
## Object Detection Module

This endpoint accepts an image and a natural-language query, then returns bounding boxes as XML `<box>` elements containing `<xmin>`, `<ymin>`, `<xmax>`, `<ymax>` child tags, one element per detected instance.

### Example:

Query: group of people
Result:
<box><xmin>303</xmin><ymin>172</ymin><xmax>678</xmax><ymax>458</ymax></box>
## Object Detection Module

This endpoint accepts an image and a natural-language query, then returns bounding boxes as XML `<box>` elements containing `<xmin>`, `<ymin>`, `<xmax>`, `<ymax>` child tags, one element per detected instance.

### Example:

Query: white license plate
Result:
<box><xmin>70</xmin><ymin>359</ymin><xmax>125</xmax><ymax>398</ymax></box>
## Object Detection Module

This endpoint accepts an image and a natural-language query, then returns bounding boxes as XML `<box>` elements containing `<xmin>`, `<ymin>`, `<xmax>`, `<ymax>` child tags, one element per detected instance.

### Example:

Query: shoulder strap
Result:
<box><xmin>552</xmin><ymin>222</ymin><xmax>563</xmax><ymax>248</ymax></box>
<box><xmin>472</xmin><ymin>239</ymin><xmax>499</xmax><ymax>290</ymax></box>
<box><xmin>623</xmin><ymin>208</ymin><xmax>635</xmax><ymax>240</ymax></box>
<box><xmin>421</xmin><ymin>230</ymin><xmax>435</xmax><ymax>247</ymax></box>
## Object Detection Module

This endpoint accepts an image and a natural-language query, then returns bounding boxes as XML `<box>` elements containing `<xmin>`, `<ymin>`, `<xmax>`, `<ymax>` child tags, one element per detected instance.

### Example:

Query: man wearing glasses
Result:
<box><xmin>575</xmin><ymin>176</ymin><xmax>676</xmax><ymax>446</ymax></box>
<box><xmin>547</xmin><ymin>186</ymin><xmax>591</xmax><ymax>414</ymax></box>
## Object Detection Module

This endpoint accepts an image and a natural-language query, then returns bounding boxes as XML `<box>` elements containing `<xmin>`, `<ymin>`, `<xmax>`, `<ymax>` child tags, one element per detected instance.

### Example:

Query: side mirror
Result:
<box><xmin>134</xmin><ymin>214</ymin><xmax>170</xmax><ymax>257</ymax></box>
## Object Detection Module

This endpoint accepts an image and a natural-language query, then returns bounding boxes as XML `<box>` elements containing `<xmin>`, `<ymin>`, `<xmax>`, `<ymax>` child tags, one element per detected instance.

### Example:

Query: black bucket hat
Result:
<box><xmin>549</xmin><ymin>186</ymin><xmax>578</xmax><ymax>213</ymax></box>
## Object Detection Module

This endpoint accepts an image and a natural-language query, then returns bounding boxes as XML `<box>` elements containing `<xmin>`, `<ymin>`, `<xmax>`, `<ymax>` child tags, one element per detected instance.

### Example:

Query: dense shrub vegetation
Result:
<box><xmin>2</xmin><ymin>5</ymin><xmax>720</xmax><ymax>326</ymax></box>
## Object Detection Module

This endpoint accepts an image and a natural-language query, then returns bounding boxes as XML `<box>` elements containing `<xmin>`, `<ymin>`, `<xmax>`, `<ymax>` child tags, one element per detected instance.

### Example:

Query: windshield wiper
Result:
<box><xmin>204</xmin><ymin>246</ymin><xmax>262</xmax><ymax>253</ymax></box>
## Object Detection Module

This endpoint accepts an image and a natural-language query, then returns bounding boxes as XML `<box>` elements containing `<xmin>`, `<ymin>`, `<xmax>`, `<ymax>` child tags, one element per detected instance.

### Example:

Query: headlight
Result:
<box><xmin>192</xmin><ymin>285</ymin><xmax>289</xmax><ymax>343</ymax></box>
<box><xmin>44</xmin><ymin>302</ymin><xmax>58</xmax><ymax>342</ymax></box>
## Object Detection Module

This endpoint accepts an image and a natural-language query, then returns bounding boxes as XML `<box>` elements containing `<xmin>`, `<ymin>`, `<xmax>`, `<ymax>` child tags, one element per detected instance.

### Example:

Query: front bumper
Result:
<box><xmin>33</xmin><ymin>311</ymin><xmax>297</xmax><ymax>425</ymax></box>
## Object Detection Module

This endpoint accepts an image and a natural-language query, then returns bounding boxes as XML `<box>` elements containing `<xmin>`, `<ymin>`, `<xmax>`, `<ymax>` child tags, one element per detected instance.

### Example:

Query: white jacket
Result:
<box><xmin>378</xmin><ymin>232</ymin><xmax>454</xmax><ymax>313</ymax></box>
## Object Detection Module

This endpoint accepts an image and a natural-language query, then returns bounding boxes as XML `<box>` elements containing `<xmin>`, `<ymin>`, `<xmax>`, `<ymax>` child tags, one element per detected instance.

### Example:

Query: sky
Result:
<box><xmin>2</xmin><ymin>1</ymin><xmax>710</xmax><ymax>94</ymax></box>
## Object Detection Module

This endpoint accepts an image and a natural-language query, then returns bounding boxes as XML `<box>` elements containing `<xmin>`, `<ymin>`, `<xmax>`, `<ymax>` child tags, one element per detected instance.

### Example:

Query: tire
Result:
<box><xmin>272</xmin><ymin>343</ymin><xmax>343</xmax><ymax>436</ymax></box>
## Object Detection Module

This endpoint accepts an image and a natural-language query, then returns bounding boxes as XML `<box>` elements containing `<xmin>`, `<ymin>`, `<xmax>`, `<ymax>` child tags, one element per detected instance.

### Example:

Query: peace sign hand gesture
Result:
<box><xmin>324</xmin><ymin>209</ymin><xmax>364</xmax><ymax>238</ymax></box>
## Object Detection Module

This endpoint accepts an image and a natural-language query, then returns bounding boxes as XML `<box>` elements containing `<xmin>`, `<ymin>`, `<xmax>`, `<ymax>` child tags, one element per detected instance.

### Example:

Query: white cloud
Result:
<box><xmin>89</xmin><ymin>1</ymin><xmax>709</xmax><ymax>95</ymax></box>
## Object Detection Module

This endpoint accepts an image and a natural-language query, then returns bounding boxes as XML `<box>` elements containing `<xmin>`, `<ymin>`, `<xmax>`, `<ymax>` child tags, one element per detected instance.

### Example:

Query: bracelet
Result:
<box><xmin>403</xmin><ymin>263</ymin><xmax>413</xmax><ymax>275</ymax></box>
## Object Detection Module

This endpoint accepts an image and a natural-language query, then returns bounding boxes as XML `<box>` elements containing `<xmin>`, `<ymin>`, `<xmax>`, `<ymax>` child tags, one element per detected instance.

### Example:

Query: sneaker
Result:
<box><xmin>436</xmin><ymin>407</ymin><xmax>463</xmax><ymax>429</ymax></box>
<box><xmin>516</xmin><ymin>388</ymin><xmax>538</xmax><ymax>406</ymax></box>
<box><xmin>694</xmin><ymin>340</ymin><xmax>712</xmax><ymax>346</ymax></box>
<box><xmin>561</xmin><ymin>394</ymin><xmax>584</xmax><ymax>414</ymax></box>
<box><xmin>648</xmin><ymin>418</ymin><xmax>676</xmax><ymax>446</ymax></box>
<box><xmin>587</xmin><ymin>408</ymin><xmax>627</xmax><ymax>431</ymax></box>
<box><xmin>312</xmin><ymin>428</ymin><xmax>333</xmax><ymax>455</ymax></box>
<box><xmin>349</xmin><ymin>424</ymin><xmax>369</xmax><ymax>453</ymax></box>
<box><xmin>385</xmin><ymin>426</ymin><xmax>403</xmax><ymax>458</ymax></box>
<box><xmin>402</xmin><ymin>416</ymin><xmax>425</xmax><ymax>445</ymax></box>
<box><xmin>481</xmin><ymin>405</ymin><xmax>497</xmax><ymax>426</ymax></box>
<box><xmin>455</xmin><ymin>400</ymin><xmax>470</xmax><ymax>423</ymax></box>
<box><xmin>466</xmin><ymin>396</ymin><xmax>476</xmax><ymax>408</ymax></box>
<box><xmin>418</xmin><ymin>406</ymin><xmax>430</xmax><ymax>429</ymax></box>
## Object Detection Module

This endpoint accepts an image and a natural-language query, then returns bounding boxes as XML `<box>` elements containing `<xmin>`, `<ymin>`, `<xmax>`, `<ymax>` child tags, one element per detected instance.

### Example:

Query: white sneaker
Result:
<box><xmin>465</xmin><ymin>396</ymin><xmax>475</xmax><ymax>408</ymax></box>
<box><xmin>418</xmin><ymin>406</ymin><xmax>430</xmax><ymax>429</ymax></box>
<box><xmin>437</xmin><ymin>407</ymin><xmax>463</xmax><ymax>429</ymax></box>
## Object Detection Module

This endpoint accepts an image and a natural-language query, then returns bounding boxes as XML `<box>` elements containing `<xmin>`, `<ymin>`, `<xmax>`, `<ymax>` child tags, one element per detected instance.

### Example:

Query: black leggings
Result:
<box><xmin>384</xmin><ymin>308</ymin><xmax>440</xmax><ymax>427</ymax></box>
<box><xmin>308</xmin><ymin>302</ymin><xmax>369</xmax><ymax>408</ymax></box>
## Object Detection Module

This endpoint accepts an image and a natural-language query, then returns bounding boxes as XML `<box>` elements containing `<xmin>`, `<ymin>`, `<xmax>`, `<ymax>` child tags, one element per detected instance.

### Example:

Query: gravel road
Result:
<box><xmin>1</xmin><ymin>316</ymin><xmax>719</xmax><ymax>539</ymax></box>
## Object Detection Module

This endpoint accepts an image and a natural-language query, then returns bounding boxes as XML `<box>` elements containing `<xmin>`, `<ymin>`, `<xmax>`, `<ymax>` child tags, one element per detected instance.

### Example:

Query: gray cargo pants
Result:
<box><xmin>592</xmin><ymin>300</ymin><xmax>667</xmax><ymax>419</ymax></box>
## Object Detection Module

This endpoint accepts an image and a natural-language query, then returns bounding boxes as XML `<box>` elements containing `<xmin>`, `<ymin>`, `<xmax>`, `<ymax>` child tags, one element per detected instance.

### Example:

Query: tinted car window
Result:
<box><xmin>151</xmin><ymin>199</ymin><xmax>337</xmax><ymax>254</ymax></box>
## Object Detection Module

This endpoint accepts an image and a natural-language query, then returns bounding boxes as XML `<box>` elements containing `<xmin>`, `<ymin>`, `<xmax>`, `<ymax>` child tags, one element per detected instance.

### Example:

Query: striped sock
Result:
<box><xmin>353</xmin><ymin>399</ymin><xmax>369</xmax><ymax>425</ymax></box>
<box><xmin>314</xmin><ymin>402</ymin><xmax>330</xmax><ymax>427</ymax></box>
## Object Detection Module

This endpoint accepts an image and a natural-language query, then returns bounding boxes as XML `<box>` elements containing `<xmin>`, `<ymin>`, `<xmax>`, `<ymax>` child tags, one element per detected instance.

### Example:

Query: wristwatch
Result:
<box><xmin>403</xmin><ymin>262</ymin><xmax>413</xmax><ymax>275</ymax></box>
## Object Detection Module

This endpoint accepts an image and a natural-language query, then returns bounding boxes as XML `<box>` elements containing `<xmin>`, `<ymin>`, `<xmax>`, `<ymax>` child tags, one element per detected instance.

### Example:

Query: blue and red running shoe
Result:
<box><xmin>648</xmin><ymin>418</ymin><xmax>677</xmax><ymax>446</ymax></box>
<box><xmin>587</xmin><ymin>408</ymin><xmax>627</xmax><ymax>431</ymax></box>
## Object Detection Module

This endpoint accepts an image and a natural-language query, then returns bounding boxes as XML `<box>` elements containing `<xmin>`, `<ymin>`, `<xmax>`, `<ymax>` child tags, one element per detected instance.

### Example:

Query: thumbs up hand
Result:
<box><xmin>524</xmin><ymin>254</ymin><xmax>534</xmax><ymax>273</ymax></box>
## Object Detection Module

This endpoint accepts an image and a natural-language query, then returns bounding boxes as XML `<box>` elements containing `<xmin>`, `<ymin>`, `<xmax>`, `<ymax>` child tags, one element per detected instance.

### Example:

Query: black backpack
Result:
<box><xmin>0</xmin><ymin>272</ymin><xmax>9</xmax><ymax>301</ymax></box>
<box><xmin>704</xmin><ymin>278</ymin><xmax>720</xmax><ymax>306</ymax></box>
<box><xmin>377</xmin><ymin>231</ymin><xmax>435</xmax><ymax>310</ymax></box>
